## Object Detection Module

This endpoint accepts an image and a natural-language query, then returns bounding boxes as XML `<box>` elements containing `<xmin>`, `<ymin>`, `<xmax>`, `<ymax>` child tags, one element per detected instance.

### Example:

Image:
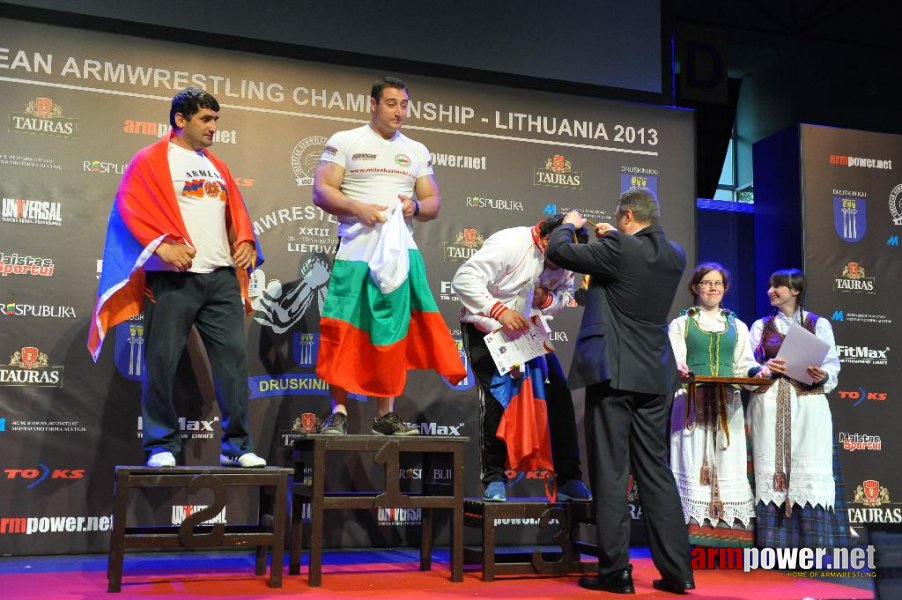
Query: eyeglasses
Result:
<box><xmin>698</xmin><ymin>280</ymin><xmax>724</xmax><ymax>289</ymax></box>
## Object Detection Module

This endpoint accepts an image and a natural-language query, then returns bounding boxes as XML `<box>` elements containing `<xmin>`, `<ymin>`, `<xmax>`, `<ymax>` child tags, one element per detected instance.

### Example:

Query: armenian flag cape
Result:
<box><xmin>491</xmin><ymin>356</ymin><xmax>554</xmax><ymax>474</ymax></box>
<box><xmin>316</xmin><ymin>206</ymin><xmax>466</xmax><ymax>397</ymax></box>
<box><xmin>87</xmin><ymin>134</ymin><xmax>262</xmax><ymax>361</ymax></box>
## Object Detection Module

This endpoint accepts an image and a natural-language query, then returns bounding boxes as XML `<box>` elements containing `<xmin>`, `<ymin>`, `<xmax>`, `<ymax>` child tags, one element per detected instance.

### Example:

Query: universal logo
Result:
<box><xmin>534</xmin><ymin>154</ymin><xmax>582</xmax><ymax>189</ymax></box>
<box><xmin>291</xmin><ymin>136</ymin><xmax>327</xmax><ymax>186</ymax></box>
<box><xmin>1</xmin><ymin>198</ymin><xmax>62</xmax><ymax>227</ymax></box>
<box><xmin>9</xmin><ymin>97</ymin><xmax>77</xmax><ymax>138</ymax></box>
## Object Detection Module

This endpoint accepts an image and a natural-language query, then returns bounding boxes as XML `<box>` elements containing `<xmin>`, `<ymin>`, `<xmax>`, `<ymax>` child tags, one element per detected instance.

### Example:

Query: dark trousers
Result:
<box><xmin>462</xmin><ymin>323</ymin><xmax>582</xmax><ymax>484</ymax></box>
<box><xmin>141</xmin><ymin>268</ymin><xmax>253</xmax><ymax>459</ymax></box>
<box><xmin>585</xmin><ymin>382</ymin><xmax>693</xmax><ymax>582</ymax></box>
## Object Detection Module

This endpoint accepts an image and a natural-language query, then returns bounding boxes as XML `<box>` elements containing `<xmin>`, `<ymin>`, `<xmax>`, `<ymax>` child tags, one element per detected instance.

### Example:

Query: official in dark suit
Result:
<box><xmin>546</xmin><ymin>189</ymin><xmax>695</xmax><ymax>595</ymax></box>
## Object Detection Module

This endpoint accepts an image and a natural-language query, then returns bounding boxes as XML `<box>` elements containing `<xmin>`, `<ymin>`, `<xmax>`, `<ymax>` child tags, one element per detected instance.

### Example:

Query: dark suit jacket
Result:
<box><xmin>546</xmin><ymin>223</ymin><xmax>686</xmax><ymax>395</ymax></box>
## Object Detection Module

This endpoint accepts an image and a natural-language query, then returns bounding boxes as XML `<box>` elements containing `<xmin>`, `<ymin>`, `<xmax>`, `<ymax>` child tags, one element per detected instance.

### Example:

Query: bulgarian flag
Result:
<box><xmin>316</xmin><ymin>206</ymin><xmax>466</xmax><ymax>397</ymax></box>
<box><xmin>87</xmin><ymin>134</ymin><xmax>262</xmax><ymax>361</ymax></box>
<box><xmin>491</xmin><ymin>356</ymin><xmax>554</xmax><ymax>475</ymax></box>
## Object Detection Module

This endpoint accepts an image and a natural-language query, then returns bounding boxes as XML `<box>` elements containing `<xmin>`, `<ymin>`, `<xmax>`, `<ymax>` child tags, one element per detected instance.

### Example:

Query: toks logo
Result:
<box><xmin>837</xmin><ymin>388</ymin><xmax>888</xmax><ymax>406</ymax></box>
<box><xmin>4</xmin><ymin>465</ymin><xmax>85</xmax><ymax>489</ymax></box>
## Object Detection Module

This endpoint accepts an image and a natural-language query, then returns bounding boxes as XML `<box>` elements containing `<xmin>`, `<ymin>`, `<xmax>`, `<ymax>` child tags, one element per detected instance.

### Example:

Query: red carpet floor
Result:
<box><xmin>1</xmin><ymin>553</ymin><xmax>875</xmax><ymax>599</ymax></box>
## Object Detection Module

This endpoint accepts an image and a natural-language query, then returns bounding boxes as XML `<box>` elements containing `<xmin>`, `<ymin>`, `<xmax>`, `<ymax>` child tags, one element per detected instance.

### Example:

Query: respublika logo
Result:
<box><xmin>837</xmin><ymin>345</ymin><xmax>889</xmax><ymax>366</ymax></box>
<box><xmin>850</xmin><ymin>479</ymin><xmax>902</xmax><ymax>523</ymax></box>
<box><xmin>833</xmin><ymin>261</ymin><xmax>875</xmax><ymax>294</ymax></box>
<box><xmin>837</xmin><ymin>388</ymin><xmax>888</xmax><ymax>406</ymax></box>
<box><xmin>82</xmin><ymin>160</ymin><xmax>126</xmax><ymax>175</ymax></box>
<box><xmin>444</xmin><ymin>228</ymin><xmax>484</xmax><ymax>262</ymax></box>
<box><xmin>534</xmin><ymin>154</ymin><xmax>582</xmax><ymax>189</ymax></box>
<box><xmin>1</xmin><ymin>302</ymin><xmax>76</xmax><ymax>319</ymax></box>
<box><xmin>0</xmin><ymin>346</ymin><xmax>63</xmax><ymax>388</ymax></box>
<box><xmin>833</xmin><ymin>196</ymin><xmax>867</xmax><ymax>242</ymax></box>
<box><xmin>838</xmin><ymin>432</ymin><xmax>882</xmax><ymax>451</ymax></box>
<box><xmin>1</xmin><ymin>198</ymin><xmax>62</xmax><ymax>226</ymax></box>
<box><xmin>9</xmin><ymin>97</ymin><xmax>77</xmax><ymax>138</ymax></box>
<box><xmin>466</xmin><ymin>195</ymin><xmax>524</xmax><ymax>212</ymax></box>
<box><xmin>291</xmin><ymin>136</ymin><xmax>327</xmax><ymax>186</ymax></box>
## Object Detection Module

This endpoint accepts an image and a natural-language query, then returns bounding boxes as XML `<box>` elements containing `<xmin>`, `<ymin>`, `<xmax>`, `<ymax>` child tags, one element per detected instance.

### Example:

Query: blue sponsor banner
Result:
<box><xmin>248</xmin><ymin>373</ymin><xmax>331</xmax><ymax>399</ymax></box>
<box><xmin>833</xmin><ymin>196</ymin><xmax>867</xmax><ymax>243</ymax></box>
<box><xmin>113</xmin><ymin>317</ymin><xmax>145</xmax><ymax>382</ymax></box>
<box><xmin>620</xmin><ymin>173</ymin><xmax>658</xmax><ymax>197</ymax></box>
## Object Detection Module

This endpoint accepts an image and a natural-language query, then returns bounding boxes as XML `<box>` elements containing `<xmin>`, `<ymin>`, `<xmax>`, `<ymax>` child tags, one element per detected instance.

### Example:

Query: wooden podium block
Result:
<box><xmin>107</xmin><ymin>466</ymin><xmax>292</xmax><ymax>592</ymax></box>
<box><xmin>288</xmin><ymin>434</ymin><xmax>468</xmax><ymax>586</ymax></box>
<box><xmin>463</xmin><ymin>498</ymin><xmax>596</xmax><ymax>581</ymax></box>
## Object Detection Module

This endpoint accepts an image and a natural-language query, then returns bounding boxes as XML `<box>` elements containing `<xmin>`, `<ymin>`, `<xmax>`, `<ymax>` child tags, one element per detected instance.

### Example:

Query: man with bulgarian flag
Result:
<box><xmin>452</xmin><ymin>215</ymin><xmax>592</xmax><ymax>503</ymax></box>
<box><xmin>313</xmin><ymin>77</ymin><xmax>466</xmax><ymax>435</ymax></box>
<box><xmin>89</xmin><ymin>88</ymin><xmax>266</xmax><ymax>469</ymax></box>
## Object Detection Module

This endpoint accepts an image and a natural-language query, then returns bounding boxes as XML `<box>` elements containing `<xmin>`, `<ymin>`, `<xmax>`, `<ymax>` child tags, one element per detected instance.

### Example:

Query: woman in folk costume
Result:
<box><xmin>749</xmin><ymin>268</ymin><xmax>850</xmax><ymax>547</ymax></box>
<box><xmin>668</xmin><ymin>263</ymin><xmax>762</xmax><ymax>547</ymax></box>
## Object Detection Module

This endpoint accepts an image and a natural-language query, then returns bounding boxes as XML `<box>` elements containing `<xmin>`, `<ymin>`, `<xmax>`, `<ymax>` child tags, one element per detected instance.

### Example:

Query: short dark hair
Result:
<box><xmin>769</xmin><ymin>268</ymin><xmax>807</xmax><ymax>310</ymax></box>
<box><xmin>170</xmin><ymin>87</ymin><xmax>220</xmax><ymax>129</ymax></box>
<box><xmin>616</xmin><ymin>188</ymin><xmax>659</xmax><ymax>225</ymax></box>
<box><xmin>539</xmin><ymin>214</ymin><xmax>588</xmax><ymax>244</ymax></box>
<box><xmin>688</xmin><ymin>262</ymin><xmax>730</xmax><ymax>305</ymax></box>
<box><xmin>371</xmin><ymin>77</ymin><xmax>408</xmax><ymax>103</ymax></box>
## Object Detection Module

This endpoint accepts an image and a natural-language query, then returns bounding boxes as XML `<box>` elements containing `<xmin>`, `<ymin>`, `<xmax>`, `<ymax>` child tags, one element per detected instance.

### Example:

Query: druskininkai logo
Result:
<box><xmin>833</xmin><ymin>196</ymin><xmax>867</xmax><ymax>242</ymax></box>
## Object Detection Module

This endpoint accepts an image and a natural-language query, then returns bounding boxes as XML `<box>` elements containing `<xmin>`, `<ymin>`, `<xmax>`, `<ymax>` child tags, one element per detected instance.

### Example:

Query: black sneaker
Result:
<box><xmin>371</xmin><ymin>412</ymin><xmax>419</xmax><ymax>436</ymax></box>
<box><xmin>321</xmin><ymin>412</ymin><xmax>348</xmax><ymax>435</ymax></box>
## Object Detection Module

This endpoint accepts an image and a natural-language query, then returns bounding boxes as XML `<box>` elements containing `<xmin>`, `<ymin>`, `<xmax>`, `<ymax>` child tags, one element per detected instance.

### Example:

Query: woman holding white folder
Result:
<box><xmin>749</xmin><ymin>268</ymin><xmax>849</xmax><ymax>547</ymax></box>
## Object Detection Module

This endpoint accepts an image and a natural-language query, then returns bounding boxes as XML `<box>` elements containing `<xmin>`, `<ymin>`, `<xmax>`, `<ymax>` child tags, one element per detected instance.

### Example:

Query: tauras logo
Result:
<box><xmin>1</xmin><ymin>198</ymin><xmax>62</xmax><ymax>226</ymax></box>
<box><xmin>0</xmin><ymin>346</ymin><xmax>63</xmax><ymax>387</ymax></box>
<box><xmin>9</xmin><ymin>97</ymin><xmax>77</xmax><ymax>138</ymax></box>
<box><xmin>534</xmin><ymin>154</ymin><xmax>582</xmax><ymax>189</ymax></box>
<box><xmin>833</xmin><ymin>261</ymin><xmax>875</xmax><ymax>294</ymax></box>
<box><xmin>1</xmin><ymin>302</ymin><xmax>76</xmax><ymax>318</ymax></box>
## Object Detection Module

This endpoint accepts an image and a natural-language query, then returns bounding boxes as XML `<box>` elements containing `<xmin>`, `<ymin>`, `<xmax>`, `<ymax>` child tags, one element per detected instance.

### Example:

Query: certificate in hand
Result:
<box><xmin>779</xmin><ymin>323</ymin><xmax>830</xmax><ymax>385</ymax></box>
<box><xmin>483</xmin><ymin>314</ymin><xmax>554</xmax><ymax>376</ymax></box>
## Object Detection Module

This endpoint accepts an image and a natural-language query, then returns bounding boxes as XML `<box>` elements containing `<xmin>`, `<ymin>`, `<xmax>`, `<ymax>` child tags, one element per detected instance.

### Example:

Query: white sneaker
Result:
<box><xmin>146</xmin><ymin>451</ymin><xmax>176</xmax><ymax>467</ymax></box>
<box><xmin>220</xmin><ymin>452</ymin><xmax>267</xmax><ymax>468</ymax></box>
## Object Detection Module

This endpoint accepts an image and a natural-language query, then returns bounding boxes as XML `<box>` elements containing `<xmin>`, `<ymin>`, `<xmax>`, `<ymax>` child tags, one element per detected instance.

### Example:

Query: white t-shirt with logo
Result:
<box><xmin>155</xmin><ymin>142</ymin><xmax>234</xmax><ymax>273</ymax></box>
<box><xmin>320</xmin><ymin>125</ymin><xmax>433</xmax><ymax>237</ymax></box>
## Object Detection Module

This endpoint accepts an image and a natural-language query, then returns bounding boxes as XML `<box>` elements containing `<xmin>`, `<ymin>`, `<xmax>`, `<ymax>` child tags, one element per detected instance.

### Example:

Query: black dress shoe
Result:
<box><xmin>579</xmin><ymin>565</ymin><xmax>635</xmax><ymax>594</ymax></box>
<box><xmin>652</xmin><ymin>578</ymin><xmax>696</xmax><ymax>594</ymax></box>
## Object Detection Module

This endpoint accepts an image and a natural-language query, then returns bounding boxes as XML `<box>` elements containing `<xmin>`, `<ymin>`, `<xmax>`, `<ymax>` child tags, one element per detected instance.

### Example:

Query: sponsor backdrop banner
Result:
<box><xmin>800</xmin><ymin>124</ymin><xmax>902</xmax><ymax>528</ymax></box>
<box><xmin>0</xmin><ymin>18</ymin><xmax>695</xmax><ymax>554</ymax></box>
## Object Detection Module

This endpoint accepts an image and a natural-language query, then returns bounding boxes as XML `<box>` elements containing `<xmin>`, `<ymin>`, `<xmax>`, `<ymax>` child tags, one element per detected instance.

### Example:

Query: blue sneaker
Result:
<box><xmin>483</xmin><ymin>481</ymin><xmax>506</xmax><ymax>502</ymax></box>
<box><xmin>557</xmin><ymin>479</ymin><xmax>592</xmax><ymax>501</ymax></box>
